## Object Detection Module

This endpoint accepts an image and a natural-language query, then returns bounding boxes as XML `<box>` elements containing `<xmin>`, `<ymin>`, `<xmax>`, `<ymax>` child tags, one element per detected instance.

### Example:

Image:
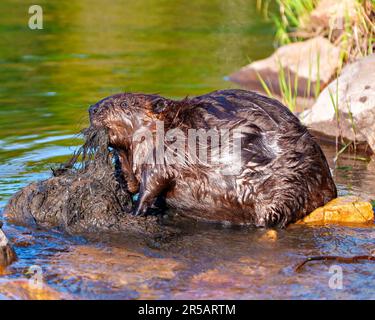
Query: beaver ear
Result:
<box><xmin>152</xmin><ymin>98</ymin><xmax>169</xmax><ymax>114</ymax></box>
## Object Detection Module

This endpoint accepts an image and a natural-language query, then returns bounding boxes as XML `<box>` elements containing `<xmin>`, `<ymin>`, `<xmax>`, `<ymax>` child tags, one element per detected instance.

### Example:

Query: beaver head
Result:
<box><xmin>89</xmin><ymin>93</ymin><xmax>170</xmax><ymax>145</ymax></box>
<box><xmin>88</xmin><ymin>93</ymin><xmax>181</xmax><ymax>193</ymax></box>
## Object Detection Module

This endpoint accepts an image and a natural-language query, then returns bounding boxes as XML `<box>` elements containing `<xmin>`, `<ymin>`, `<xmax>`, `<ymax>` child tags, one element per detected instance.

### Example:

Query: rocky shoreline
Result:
<box><xmin>229</xmin><ymin>0</ymin><xmax>375</xmax><ymax>153</ymax></box>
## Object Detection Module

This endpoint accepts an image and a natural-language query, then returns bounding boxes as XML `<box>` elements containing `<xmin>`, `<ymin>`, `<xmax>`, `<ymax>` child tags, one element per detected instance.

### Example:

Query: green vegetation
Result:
<box><xmin>327</xmin><ymin>77</ymin><xmax>347</xmax><ymax>162</ymax></box>
<box><xmin>274</xmin><ymin>0</ymin><xmax>318</xmax><ymax>45</ymax></box>
<box><xmin>256</xmin><ymin>66</ymin><xmax>300</xmax><ymax>112</ymax></box>
<box><xmin>257</xmin><ymin>0</ymin><xmax>319</xmax><ymax>44</ymax></box>
<box><xmin>256</xmin><ymin>52</ymin><xmax>321</xmax><ymax>112</ymax></box>
<box><xmin>258</xmin><ymin>0</ymin><xmax>374</xmax><ymax>63</ymax></box>
<box><xmin>334</xmin><ymin>0</ymin><xmax>374</xmax><ymax>68</ymax></box>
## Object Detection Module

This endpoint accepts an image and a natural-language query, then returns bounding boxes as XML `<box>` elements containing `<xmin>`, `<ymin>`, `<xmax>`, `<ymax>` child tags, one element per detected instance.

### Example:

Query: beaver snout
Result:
<box><xmin>88</xmin><ymin>104</ymin><xmax>104</xmax><ymax>129</ymax></box>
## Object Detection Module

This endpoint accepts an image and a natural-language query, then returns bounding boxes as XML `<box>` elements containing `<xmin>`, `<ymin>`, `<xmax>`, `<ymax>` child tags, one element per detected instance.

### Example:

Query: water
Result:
<box><xmin>0</xmin><ymin>0</ymin><xmax>374</xmax><ymax>300</ymax></box>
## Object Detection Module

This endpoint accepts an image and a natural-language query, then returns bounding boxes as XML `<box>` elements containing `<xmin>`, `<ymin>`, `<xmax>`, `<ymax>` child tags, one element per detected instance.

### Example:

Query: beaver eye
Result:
<box><xmin>119</xmin><ymin>102</ymin><xmax>132</xmax><ymax>116</ymax></box>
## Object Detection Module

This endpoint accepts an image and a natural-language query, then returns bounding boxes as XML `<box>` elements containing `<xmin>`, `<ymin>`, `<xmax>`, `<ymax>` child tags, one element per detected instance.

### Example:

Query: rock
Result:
<box><xmin>0</xmin><ymin>279</ymin><xmax>69</xmax><ymax>300</ymax></box>
<box><xmin>298</xmin><ymin>196</ymin><xmax>374</xmax><ymax>225</ymax></box>
<box><xmin>46</xmin><ymin>245</ymin><xmax>182</xmax><ymax>299</ymax></box>
<box><xmin>309</xmin><ymin>0</ymin><xmax>358</xmax><ymax>33</ymax></box>
<box><xmin>259</xmin><ymin>229</ymin><xmax>278</xmax><ymax>242</ymax></box>
<box><xmin>229</xmin><ymin>37</ymin><xmax>341</xmax><ymax>97</ymax></box>
<box><xmin>0</xmin><ymin>222</ymin><xmax>17</xmax><ymax>268</ymax></box>
<box><xmin>300</xmin><ymin>54</ymin><xmax>375</xmax><ymax>152</ymax></box>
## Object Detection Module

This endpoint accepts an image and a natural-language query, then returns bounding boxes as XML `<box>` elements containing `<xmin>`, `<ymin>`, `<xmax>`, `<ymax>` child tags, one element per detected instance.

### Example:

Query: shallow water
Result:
<box><xmin>0</xmin><ymin>0</ymin><xmax>375</xmax><ymax>300</ymax></box>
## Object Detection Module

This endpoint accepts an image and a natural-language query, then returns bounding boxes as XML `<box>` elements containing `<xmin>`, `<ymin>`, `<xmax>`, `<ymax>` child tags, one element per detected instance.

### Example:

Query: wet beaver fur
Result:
<box><xmin>89</xmin><ymin>89</ymin><xmax>337</xmax><ymax>227</ymax></box>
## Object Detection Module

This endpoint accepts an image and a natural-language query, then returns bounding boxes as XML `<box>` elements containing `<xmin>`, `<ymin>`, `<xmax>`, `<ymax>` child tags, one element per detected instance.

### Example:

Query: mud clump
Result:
<box><xmin>0</xmin><ymin>223</ymin><xmax>17</xmax><ymax>268</ymax></box>
<box><xmin>3</xmin><ymin>127</ymin><xmax>179</xmax><ymax>240</ymax></box>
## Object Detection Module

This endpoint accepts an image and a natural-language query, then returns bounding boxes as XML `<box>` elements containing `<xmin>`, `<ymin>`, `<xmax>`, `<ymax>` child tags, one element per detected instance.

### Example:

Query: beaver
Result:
<box><xmin>89</xmin><ymin>89</ymin><xmax>337</xmax><ymax>227</ymax></box>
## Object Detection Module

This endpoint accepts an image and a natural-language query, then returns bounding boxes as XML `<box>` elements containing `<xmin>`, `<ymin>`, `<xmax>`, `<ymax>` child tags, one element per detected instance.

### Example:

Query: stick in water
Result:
<box><xmin>295</xmin><ymin>255</ymin><xmax>375</xmax><ymax>272</ymax></box>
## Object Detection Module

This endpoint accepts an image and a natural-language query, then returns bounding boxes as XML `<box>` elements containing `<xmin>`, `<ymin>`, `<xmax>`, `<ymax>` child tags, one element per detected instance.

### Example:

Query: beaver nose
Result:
<box><xmin>89</xmin><ymin>104</ymin><xmax>98</xmax><ymax>118</ymax></box>
<box><xmin>88</xmin><ymin>104</ymin><xmax>103</xmax><ymax>128</ymax></box>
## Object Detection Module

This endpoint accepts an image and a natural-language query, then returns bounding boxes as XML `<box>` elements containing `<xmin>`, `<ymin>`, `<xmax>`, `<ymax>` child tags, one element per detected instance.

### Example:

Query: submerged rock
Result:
<box><xmin>229</xmin><ymin>37</ymin><xmax>340</xmax><ymax>97</ymax></box>
<box><xmin>46</xmin><ymin>245</ymin><xmax>182</xmax><ymax>299</ymax></box>
<box><xmin>0</xmin><ymin>221</ymin><xmax>17</xmax><ymax>268</ymax></box>
<box><xmin>298</xmin><ymin>196</ymin><xmax>374</xmax><ymax>225</ymax></box>
<box><xmin>0</xmin><ymin>279</ymin><xmax>70</xmax><ymax>300</ymax></box>
<box><xmin>300</xmin><ymin>54</ymin><xmax>375</xmax><ymax>153</ymax></box>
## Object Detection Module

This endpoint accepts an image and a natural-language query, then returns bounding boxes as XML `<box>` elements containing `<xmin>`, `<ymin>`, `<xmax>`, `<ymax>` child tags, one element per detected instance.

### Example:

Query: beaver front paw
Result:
<box><xmin>133</xmin><ymin>199</ymin><xmax>164</xmax><ymax>217</ymax></box>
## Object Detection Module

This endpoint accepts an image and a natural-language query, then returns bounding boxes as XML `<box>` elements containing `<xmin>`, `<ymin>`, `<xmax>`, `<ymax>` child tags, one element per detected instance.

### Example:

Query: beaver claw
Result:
<box><xmin>132</xmin><ymin>204</ymin><xmax>148</xmax><ymax>216</ymax></box>
<box><xmin>132</xmin><ymin>209</ymin><xmax>144</xmax><ymax>216</ymax></box>
<box><xmin>133</xmin><ymin>199</ymin><xmax>162</xmax><ymax>216</ymax></box>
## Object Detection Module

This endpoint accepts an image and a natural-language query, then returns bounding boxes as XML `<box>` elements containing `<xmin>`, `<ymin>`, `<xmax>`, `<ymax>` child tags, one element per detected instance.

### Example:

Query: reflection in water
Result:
<box><xmin>0</xmin><ymin>0</ymin><xmax>374</xmax><ymax>299</ymax></box>
<box><xmin>323</xmin><ymin>143</ymin><xmax>375</xmax><ymax>202</ymax></box>
<box><xmin>2</xmin><ymin>217</ymin><xmax>375</xmax><ymax>299</ymax></box>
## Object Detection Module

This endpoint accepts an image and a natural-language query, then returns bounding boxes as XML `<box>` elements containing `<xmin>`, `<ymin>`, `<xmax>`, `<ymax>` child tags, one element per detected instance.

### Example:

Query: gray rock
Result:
<box><xmin>300</xmin><ymin>54</ymin><xmax>375</xmax><ymax>152</ymax></box>
<box><xmin>229</xmin><ymin>37</ymin><xmax>341</xmax><ymax>97</ymax></box>
<box><xmin>309</xmin><ymin>0</ymin><xmax>358</xmax><ymax>33</ymax></box>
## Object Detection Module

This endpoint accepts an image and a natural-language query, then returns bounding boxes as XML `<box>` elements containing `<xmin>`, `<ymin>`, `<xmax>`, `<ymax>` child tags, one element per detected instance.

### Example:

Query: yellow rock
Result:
<box><xmin>298</xmin><ymin>196</ymin><xmax>374</xmax><ymax>225</ymax></box>
<box><xmin>259</xmin><ymin>229</ymin><xmax>278</xmax><ymax>242</ymax></box>
<box><xmin>0</xmin><ymin>279</ymin><xmax>70</xmax><ymax>300</ymax></box>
